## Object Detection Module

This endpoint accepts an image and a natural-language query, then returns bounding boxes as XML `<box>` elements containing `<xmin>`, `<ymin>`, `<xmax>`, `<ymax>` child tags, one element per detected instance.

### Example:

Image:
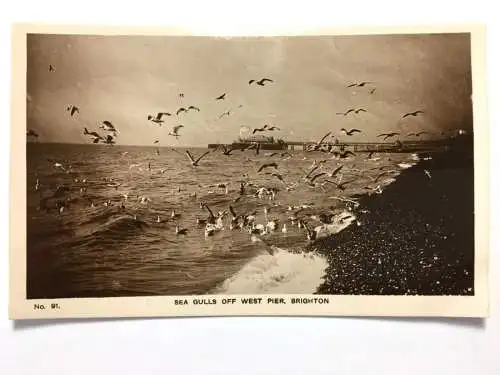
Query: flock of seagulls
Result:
<box><xmin>29</xmin><ymin>63</ymin><xmax>445</xmax><ymax>248</ymax></box>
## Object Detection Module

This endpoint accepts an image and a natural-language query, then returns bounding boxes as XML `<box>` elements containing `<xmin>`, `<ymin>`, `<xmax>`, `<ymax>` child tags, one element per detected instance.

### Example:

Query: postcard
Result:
<box><xmin>10</xmin><ymin>23</ymin><xmax>489</xmax><ymax>319</ymax></box>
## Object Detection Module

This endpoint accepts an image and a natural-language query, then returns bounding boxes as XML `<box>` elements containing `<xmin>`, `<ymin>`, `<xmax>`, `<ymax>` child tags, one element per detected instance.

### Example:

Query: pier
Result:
<box><xmin>209</xmin><ymin>138</ymin><xmax>459</xmax><ymax>153</ymax></box>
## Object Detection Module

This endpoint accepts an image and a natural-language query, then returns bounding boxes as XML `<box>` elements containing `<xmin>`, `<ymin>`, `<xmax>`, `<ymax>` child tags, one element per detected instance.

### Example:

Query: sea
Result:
<box><xmin>26</xmin><ymin>142</ymin><xmax>419</xmax><ymax>298</ymax></box>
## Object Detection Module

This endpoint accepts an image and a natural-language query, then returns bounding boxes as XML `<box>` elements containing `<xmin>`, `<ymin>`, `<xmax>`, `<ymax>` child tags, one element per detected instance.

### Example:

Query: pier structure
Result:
<box><xmin>208</xmin><ymin>137</ymin><xmax>462</xmax><ymax>154</ymax></box>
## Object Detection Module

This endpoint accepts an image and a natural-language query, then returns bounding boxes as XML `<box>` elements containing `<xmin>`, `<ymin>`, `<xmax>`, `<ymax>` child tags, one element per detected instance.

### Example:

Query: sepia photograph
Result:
<box><xmin>10</xmin><ymin>24</ymin><xmax>489</xmax><ymax>319</ymax></box>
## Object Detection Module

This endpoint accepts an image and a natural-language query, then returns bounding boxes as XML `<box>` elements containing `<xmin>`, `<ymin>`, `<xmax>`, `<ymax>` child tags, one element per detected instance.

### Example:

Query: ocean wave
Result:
<box><xmin>214</xmin><ymin>247</ymin><xmax>328</xmax><ymax>294</ymax></box>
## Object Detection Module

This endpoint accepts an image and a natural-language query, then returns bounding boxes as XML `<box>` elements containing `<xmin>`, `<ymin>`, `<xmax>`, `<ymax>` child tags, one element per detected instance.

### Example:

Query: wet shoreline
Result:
<box><xmin>310</xmin><ymin>145</ymin><xmax>475</xmax><ymax>296</ymax></box>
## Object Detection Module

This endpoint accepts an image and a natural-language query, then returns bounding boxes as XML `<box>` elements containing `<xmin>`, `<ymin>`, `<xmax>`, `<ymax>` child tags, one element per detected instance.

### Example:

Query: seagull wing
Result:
<box><xmin>310</xmin><ymin>172</ymin><xmax>327</xmax><ymax>183</ymax></box>
<box><xmin>204</xmin><ymin>204</ymin><xmax>216</xmax><ymax>219</ymax></box>
<box><xmin>194</xmin><ymin>151</ymin><xmax>211</xmax><ymax>164</ymax></box>
<box><xmin>185</xmin><ymin>150</ymin><xmax>195</xmax><ymax>163</ymax></box>
<box><xmin>102</xmin><ymin>121</ymin><xmax>114</xmax><ymax>128</ymax></box>
<box><xmin>317</xmin><ymin>132</ymin><xmax>332</xmax><ymax>145</ymax></box>
<box><xmin>305</xmin><ymin>164</ymin><xmax>321</xmax><ymax>179</ymax></box>
<box><xmin>330</xmin><ymin>165</ymin><xmax>343</xmax><ymax>177</ymax></box>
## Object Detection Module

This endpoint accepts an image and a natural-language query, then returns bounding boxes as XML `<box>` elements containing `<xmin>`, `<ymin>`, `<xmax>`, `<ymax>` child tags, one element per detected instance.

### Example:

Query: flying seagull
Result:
<box><xmin>340</xmin><ymin>128</ymin><xmax>362</xmax><ymax>136</ymax></box>
<box><xmin>219</xmin><ymin>144</ymin><xmax>235</xmax><ymax>156</ymax></box>
<box><xmin>249</xmin><ymin>78</ymin><xmax>273</xmax><ymax>86</ymax></box>
<box><xmin>104</xmin><ymin>135</ymin><xmax>116</xmax><ymax>145</ymax></box>
<box><xmin>83</xmin><ymin>127</ymin><xmax>104</xmax><ymax>142</ymax></box>
<box><xmin>307</xmin><ymin>172</ymin><xmax>328</xmax><ymax>185</ymax></box>
<box><xmin>99</xmin><ymin>121</ymin><xmax>118</xmax><ymax>135</ymax></box>
<box><xmin>148</xmin><ymin>112</ymin><xmax>171</xmax><ymax>123</ymax></box>
<box><xmin>176</xmin><ymin>107</ymin><xmax>188</xmax><ymax>115</ymax></box>
<box><xmin>266</xmin><ymin>125</ymin><xmax>280</xmax><ymax>131</ymax></box>
<box><xmin>66</xmin><ymin>105</ymin><xmax>79</xmax><ymax>117</ymax></box>
<box><xmin>402</xmin><ymin>110</ymin><xmax>424</xmax><ymax>119</ymax></box>
<box><xmin>377</xmin><ymin>132</ymin><xmax>400</xmax><ymax>140</ymax></box>
<box><xmin>324</xmin><ymin>178</ymin><xmax>358</xmax><ymax>191</ymax></box>
<box><xmin>326</xmin><ymin>165</ymin><xmax>343</xmax><ymax>178</ymax></box>
<box><xmin>336</xmin><ymin>109</ymin><xmax>356</xmax><ymax>116</ymax></box>
<box><xmin>252</xmin><ymin>125</ymin><xmax>268</xmax><ymax>134</ymax></box>
<box><xmin>27</xmin><ymin>129</ymin><xmax>39</xmax><ymax>138</ymax></box>
<box><xmin>49</xmin><ymin>64</ymin><xmax>55</xmax><ymax>72</ymax></box>
<box><xmin>187</xmin><ymin>105</ymin><xmax>200</xmax><ymax>112</ymax></box>
<box><xmin>347</xmin><ymin>81</ymin><xmax>372</xmax><ymax>88</ymax></box>
<box><xmin>184</xmin><ymin>149</ymin><xmax>212</xmax><ymax>167</ymax></box>
<box><xmin>258</xmin><ymin>162</ymin><xmax>278</xmax><ymax>173</ymax></box>
<box><xmin>168</xmin><ymin>125</ymin><xmax>184</xmax><ymax>138</ymax></box>
<box><xmin>219</xmin><ymin>110</ymin><xmax>232</xmax><ymax>119</ymax></box>
<box><xmin>215</xmin><ymin>93</ymin><xmax>226</xmax><ymax>100</ymax></box>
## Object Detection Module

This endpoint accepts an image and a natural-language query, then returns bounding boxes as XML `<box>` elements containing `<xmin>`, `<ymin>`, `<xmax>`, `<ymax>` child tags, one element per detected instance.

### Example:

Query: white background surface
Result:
<box><xmin>1</xmin><ymin>1</ymin><xmax>499</xmax><ymax>374</ymax></box>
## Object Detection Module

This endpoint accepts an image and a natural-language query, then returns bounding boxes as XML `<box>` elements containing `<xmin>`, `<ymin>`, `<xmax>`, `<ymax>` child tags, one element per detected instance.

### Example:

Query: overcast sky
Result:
<box><xmin>26</xmin><ymin>32</ymin><xmax>472</xmax><ymax>147</ymax></box>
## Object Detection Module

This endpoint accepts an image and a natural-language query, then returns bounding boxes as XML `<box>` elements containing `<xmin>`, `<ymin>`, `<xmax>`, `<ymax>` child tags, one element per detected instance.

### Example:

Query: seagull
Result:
<box><xmin>66</xmin><ymin>105</ymin><xmax>79</xmax><ymax>117</ymax></box>
<box><xmin>104</xmin><ymin>135</ymin><xmax>115</xmax><ymax>145</ymax></box>
<box><xmin>48</xmin><ymin>64</ymin><xmax>55</xmax><ymax>72</ymax></box>
<box><xmin>219</xmin><ymin>144</ymin><xmax>235</xmax><ymax>156</ymax></box>
<box><xmin>369</xmin><ymin>88</ymin><xmax>376</xmax><ymax>94</ymax></box>
<box><xmin>258</xmin><ymin>162</ymin><xmax>278</xmax><ymax>173</ymax></box>
<box><xmin>326</xmin><ymin>165</ymin><xmax>343</xmax><ymax>178</ymax></box>
<box><xmin>377</xmin><ymin>132</ymin><xmax>400</xmax><ymax>140</ymax></box>
<box><xmin>310</xmin><ymin>132</ymin><xmax>332</xmax><ymax>150</ymax></box>
<box><xmin>99</xmin><ymin>121</ymin><xmax>118</xmax><ymax>135</ymax></box>
<box><xmin>307</xmin><ymin>172</ymin><xmax>328</xmax><ymax>186</ymax></box>
<box><xmin>27</xmin><ymin>129</ymin><xmax>39</xmax><ymax>137</ymax></box>
<box><xmin>268</xmin><ymin>151</ymin><xmax>292</xmax><ymax>158</ymax></box>
<box><xmin>252</xmin><ymin>125</ymin><xmax>268</xmax><ymax>134</ymax></box>
<box><xmin>336</xmin><ymin>109</ymin><xmax>356</xmax><ymax>116</ymax></box>
<box><xmin>176</xmin><ymin>107</ymin><xmax>188</xmax><ymax>115</ymax></box>
<box><xmin>347</xmin><ymin>81</ymin><xmax>372</xmax><ymax>88</ymax></box>
<box><xmin>424</xmin><ymin>169</ymin><xmax>432</xmax><ymax>179</ymax></box>
<box><xmin>266</xmin><ymin>125</ymin><xmax>280</xmax><ymax>131</ymax></box>
<box><xmin>168</xmin><ymin>125</ymin><xmax>184</xmax><ymax>138</ymax></box>
<box><xmin>187</xmin><ymin>105</ymin><xmax>200</xmax><ymax>112</ymax></box>
<box><xmin>219</xmin><ymin>110</ymin><xmax>231</xmax><ymax>119</ymax></box>
<box><xmin>354</xmin><ymin>108</ymin><xmax>367</xmax><ymax>114</ymax></box>
<box><xmin>215</xmin><ymin>93</ymin><xmax>226</xmax><ymax>100</ymax></box>
<box><xmin>83</xmin><ymin>128</ymin><xmax>104</xmax><ymax>143</ymax></box>
<box><xmin>249</xmin><ymin>78</ymin><xmax>273</xmax><ymax>86</ymax></box>
<box><xmin>184</xmin><ymin>149</ymin><xmax>212</xmax><ymax>167</ymax></box>
<box><xmin>402</xmin><ymin>110</ymin><xmax>424</xmax><ymax>119</ymax></box>
<box><xmin>175</xmin><ymin>224</ymin><xmax>188</xmax><ymax>235</ymax></box>
<box><xmin>324</xmin><ymin>178</ymin><xmax>357</xmax><ymax>191</ymax></box>
<box><xmin>148</xmin><ymin>112</ymin><xmax>171</xmax><ymax>123</ymax></box>
<box><xmin>340</xmin><ymin>128</ymin><xmax>362</xmax><ymax>136</ymax></box>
